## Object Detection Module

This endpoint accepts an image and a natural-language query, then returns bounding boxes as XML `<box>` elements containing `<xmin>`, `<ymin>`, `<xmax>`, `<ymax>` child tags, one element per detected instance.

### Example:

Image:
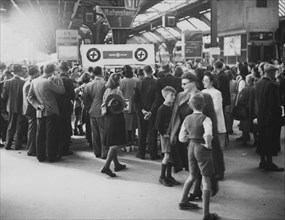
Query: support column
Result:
<box><xmin>211</xmin><ymin>0</ymin><xmax>218</xmax><ymax>47</ymax></box>
<box><xmin>112</xmin><ymin>29</ymin><xmax>129</xmax><ymax>44</ymax></box>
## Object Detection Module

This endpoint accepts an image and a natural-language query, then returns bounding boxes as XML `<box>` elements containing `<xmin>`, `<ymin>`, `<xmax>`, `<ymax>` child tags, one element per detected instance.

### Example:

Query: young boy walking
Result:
<box><xmin>155</xmin><ymin>86</ymin><xmax>180</xmax><ymax>187</ymax></box>
<box><xmin>178</xmin><ymin>93</ymin><xmax>218</xmax><ymax>220</ymax></box>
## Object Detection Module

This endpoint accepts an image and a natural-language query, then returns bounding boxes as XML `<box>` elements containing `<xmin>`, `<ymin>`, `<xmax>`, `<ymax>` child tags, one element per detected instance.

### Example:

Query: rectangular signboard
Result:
<box><xmin>224</xmin><ymin>35</ymin><xmax>241</xmax><ymax>56</ymax></box>
<box><xmin>57</xmin><ymin>45</ymin><xmax>78</xmax><ymax>61</ymax></box>
<box><xmin>56</xmin><ymin>30</ymin><xmax>78</xmax><ymax>45</ymax></box>
<box><xmin>100</xmin><ymin>7</ymin><xmax>138</xmax><ymax>29</ymax></box>
<box><xmin>80</xmin><ymin>44</ymin><xmax>155</xmax><ymax>68</ymax></box>
<box><xmin>182</xmin><ymin>30</ymin><xmax>203</xmax><ymax>59</ymax></box>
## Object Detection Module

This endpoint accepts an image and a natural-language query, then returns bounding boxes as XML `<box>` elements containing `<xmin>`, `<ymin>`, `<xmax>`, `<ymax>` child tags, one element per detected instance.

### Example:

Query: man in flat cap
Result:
<box><xmin>1</xmin><ymin>64</ymin><xmax>25</xmax><ymax>150</ymax></box>
<box><xmin>255</xmin><ymin>63</ymin><xmax>284</xmax><ymax>172</ymax></box>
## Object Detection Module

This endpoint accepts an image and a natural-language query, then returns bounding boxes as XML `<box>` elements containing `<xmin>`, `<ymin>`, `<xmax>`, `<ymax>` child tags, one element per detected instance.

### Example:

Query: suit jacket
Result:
<box><xmin>23</xmin><ymin>79</ymin><xmax>36</xmax><ymax>117</ymax></box>
<box><xmin>133</xmin><ymin>76</ymin><xmax>160</xmax><ymax>116</ymax></box>
<box><xmin>85</xmin><ymin>77</ymin><xmax>106</xmax><ymax>118</ymax></box>
<box><xmin>1</xmin><ymin>76</ymin><xmax>25</xmax><ymax>114</ymax></box>
<box><xmin>28</xmin><ymin>75</ymin><xmax>65</xmax><ymax>117</ymax></box>
<box><xmin>157</xmin><ymin>74</ymin><xmax>182</xmax><ymax>106</ymax></box>
<box><xmin>56</xmin><ymin>73</ymin><xmax>75</xmax><ymax>117</ymax></box>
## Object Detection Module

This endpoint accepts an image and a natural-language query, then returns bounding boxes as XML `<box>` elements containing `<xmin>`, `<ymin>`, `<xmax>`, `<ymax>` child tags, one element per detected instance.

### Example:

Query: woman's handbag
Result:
<box><xmin>232</xmin><ymin>103</ymin><xmax>249</xmax><ymax>120</ymax></box>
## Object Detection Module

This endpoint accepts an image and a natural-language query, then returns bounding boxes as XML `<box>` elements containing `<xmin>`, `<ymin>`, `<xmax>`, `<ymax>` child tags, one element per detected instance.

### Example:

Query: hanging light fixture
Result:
<box><xmin>124</xmin><ymin>0</ymin><xmax>144</xmax><ymax>10</ymax></box>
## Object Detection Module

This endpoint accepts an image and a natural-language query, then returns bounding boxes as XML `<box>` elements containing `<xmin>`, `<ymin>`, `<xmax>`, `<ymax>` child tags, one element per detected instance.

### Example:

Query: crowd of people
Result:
<box><xmin>0</xmin><ymin>58</ymin><xmax>284</xmax><ymax>220</ymax></box>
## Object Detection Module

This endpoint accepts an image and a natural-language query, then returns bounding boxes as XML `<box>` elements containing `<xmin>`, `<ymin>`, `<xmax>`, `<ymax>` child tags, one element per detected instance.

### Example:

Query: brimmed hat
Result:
<box><xmin>13</xmin><ymin>64</ymin><xmax>23</xmax><ymax>73</ymax></box>
<box><xmin>28</xmin><ymin>65</ymin><xmax>39</xmax><ymax>76</ymax></box>
<box><xmin>59</xmin><ymin>61</ymin><xmax>69</xmax><ymax>71</ymax></box>
<box><xmin>106</xmin><ymin>94</ymin><xmax>125</xmax><ymax>114</ymax></box>
<box><xmin>264</xmin><ymin>63</ymin><xmax>278</xmax><ymax>73</ymax></box>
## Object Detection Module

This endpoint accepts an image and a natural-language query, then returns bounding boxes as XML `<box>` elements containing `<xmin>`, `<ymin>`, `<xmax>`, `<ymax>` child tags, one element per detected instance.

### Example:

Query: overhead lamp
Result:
<box><xmin>124</xmin><ymin>0</ymin><xmax>144</xmax><ymax>10</ymax></box>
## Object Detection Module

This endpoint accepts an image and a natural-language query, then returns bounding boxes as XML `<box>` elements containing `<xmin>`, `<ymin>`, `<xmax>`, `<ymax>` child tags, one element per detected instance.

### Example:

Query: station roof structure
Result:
<box><xmin>0</xmin><ymin>0</ymin><xmax>284</xmax><ymax>53</ymax></box>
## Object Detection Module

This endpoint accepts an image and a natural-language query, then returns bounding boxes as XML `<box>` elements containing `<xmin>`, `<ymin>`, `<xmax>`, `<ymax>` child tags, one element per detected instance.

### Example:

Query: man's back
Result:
<box><xmin>85</xmin><ymin>78</ymin><xmax>106</xmax><ymax>117</ymax></box>
<box><xmin>255</xmin><ymin>77</ymin><xmax>281</xmax><ymax>124</ymax></box>
<box><xmin>29</xmin><ymin>76</ymin><xmax>64</xmax><ymax>116</ymax></box>
<box><xmin>1</xmin><ymin>76</ymin><xmax>25</xmax><ymax>113</ymax></box>
<box><xmin>134</xmin><ymin>77</ymin><xmax>159</xmax><ymax>113</ymax></box>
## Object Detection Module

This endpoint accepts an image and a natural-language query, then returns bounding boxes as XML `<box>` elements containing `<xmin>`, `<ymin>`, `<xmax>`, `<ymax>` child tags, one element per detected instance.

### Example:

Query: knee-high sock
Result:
<box><xmin>203</xmin><ymin>190</ymin><xmax>211</xmax><ymax>217</ymax></box>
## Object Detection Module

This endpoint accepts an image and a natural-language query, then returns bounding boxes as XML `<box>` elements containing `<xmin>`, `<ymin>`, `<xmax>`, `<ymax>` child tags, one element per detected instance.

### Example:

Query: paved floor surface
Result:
<box><xmin>1</xmin><ymin>122</ymin><xmax>284</xmax><ymax>220</ymax></box>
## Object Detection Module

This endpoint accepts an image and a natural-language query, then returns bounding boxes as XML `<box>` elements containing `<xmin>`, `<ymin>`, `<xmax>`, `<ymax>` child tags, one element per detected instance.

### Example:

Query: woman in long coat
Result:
<box><xmin>120</xmin><ymin>65</ymin><xmax>139</xmax><ymax>151</ymax></box>
<box><xmin>100</xmin><ymin>73</ymin><xmax>127</xmax><ymax>177</ymax></box>
<box><xmin>255</xmin><ymin>64</ymin><xmax>283</xmax><ymax>171</ymax></box>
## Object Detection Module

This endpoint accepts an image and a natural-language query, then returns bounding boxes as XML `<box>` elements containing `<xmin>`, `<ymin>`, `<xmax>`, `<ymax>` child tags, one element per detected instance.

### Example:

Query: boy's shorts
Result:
<box><xmin>160</xmin><ymin>135</ymin><xmax>171</xmax><ymax>153</ymax></box>
<box><xmin>188</xmin><ymin>141</ymin><xmax>214</xmax><ymax>176</ymax></box>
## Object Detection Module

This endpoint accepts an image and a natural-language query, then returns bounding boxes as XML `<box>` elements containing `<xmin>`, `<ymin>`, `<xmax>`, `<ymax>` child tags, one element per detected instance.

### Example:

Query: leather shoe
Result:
<box><xmin>168</xmin><ymin>176</ymin><xmax>181</xmax><ymax>185</ymax></box>
<box><xmin>264</xmin><ymin>163</ymin><xmax>284</xmax><ymax>172</ymax></box>
<box><xmin>179</xmin><ymin>202</ymin><xmax>199</xmax><ymax>210</ymax></box>
<box><xmin>27</xmin><ymin>152</ymin><xmax>36</xmax><ymax>157</ymax></box>
<box><xmin>188</xmin><ymin>190</ymin><xmax>202</xmax><ymax>201</ymax></box>
<box><xmin>259</xmin><ymin>161</ymin><xmax>267</xmax><ymax>169</ymax></box>
<box><xmin>101</xmin><ymin>167</ymin><xmax>116</xmax><ymax>177</ymax></box>
<box><xmin>159</xmin><ymin>177</ymin><xmax>172</xmax><ymax>187</ymax></box>
<box><xmin>5</xmin><ymin>147</ymin><xmax>12</xmax><ymax>150</ymax></box>
<box><xmin>114</xmin><ymin>164</ymin><xmax>126</xmax><ymax>172</ymax></box>
<box><xmin>203</xmin><ymin>213</ymin><xmax>219</xmax><ymax>220</ymax></box>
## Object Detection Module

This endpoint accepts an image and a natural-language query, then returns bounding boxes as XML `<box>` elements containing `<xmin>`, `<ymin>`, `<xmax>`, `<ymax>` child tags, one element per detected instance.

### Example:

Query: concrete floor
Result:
<box><xmin>1</xmin><ymin>123</ymin><xmax>284</xmax><ymax>220</ymax></box>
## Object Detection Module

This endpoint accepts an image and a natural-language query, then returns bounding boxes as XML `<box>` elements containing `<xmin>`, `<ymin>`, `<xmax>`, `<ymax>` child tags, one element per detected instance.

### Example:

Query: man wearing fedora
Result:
<box><xmin>56</xmin><ymin>61</ymin><xmax>75</xmax><ymax>157</ymax></box>
<box><xmin>1</xmin><ymin>64</ymin><xmax>25</xmax><ymax>150</ymax></box>
<box><xmin>255</xmin><ymin>63</ymin><xmax>284</xmax><ymax>172</ymax></box>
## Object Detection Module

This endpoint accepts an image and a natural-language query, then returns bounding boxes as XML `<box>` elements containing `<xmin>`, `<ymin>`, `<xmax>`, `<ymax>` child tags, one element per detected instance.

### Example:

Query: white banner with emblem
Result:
<box><xmin>80</xmin><ymin>44</ymin><xmax>155</xmax><ymax>68</ymax></box>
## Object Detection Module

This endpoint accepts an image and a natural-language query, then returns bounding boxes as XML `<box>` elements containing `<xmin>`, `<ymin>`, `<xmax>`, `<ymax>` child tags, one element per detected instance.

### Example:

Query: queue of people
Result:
<box><xmin>0</xmin><ymin>58</ymin><xmax>284</xmax><ymax>220</ymax></box>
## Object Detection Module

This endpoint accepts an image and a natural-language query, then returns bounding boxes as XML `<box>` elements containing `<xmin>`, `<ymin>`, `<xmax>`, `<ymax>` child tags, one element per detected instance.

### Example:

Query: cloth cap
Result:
<box><xmin>106</xmin><ymin>94</ymin><xmax>125</xmax><ymax>114</ymax></box>
<box><xmin>264</xmin><ymin>63</ymin><xmax>278</xmax><ymax>73</ymax></box>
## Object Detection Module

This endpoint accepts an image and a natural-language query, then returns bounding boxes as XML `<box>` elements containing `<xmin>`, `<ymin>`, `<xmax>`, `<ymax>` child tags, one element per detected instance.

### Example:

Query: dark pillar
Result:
<box><xmin>112</xmin><ymin>29</ymin><xmax>129</xmax><ymax>44</ymax></box>
<box><xmin>211</xmin><ymin>0</ymin><xmax>218</xmax><ymax>47</ymax></box>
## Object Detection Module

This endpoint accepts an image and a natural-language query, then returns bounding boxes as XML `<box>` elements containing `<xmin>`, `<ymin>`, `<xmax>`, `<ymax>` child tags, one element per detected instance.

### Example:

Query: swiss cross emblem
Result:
<box><xmin>87</xmin><ymin>48</ymin><xmax>101</xmax><ymax>62</ymax></box>
<box><xmin>135</xmin><ymin>48</ymin><xmax>148</xmax><ymax>62</ymax></box>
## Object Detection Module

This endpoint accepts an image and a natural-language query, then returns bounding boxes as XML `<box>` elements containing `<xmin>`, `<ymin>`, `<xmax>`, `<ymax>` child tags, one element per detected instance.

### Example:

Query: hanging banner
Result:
<box><xmin>56</xmin><ymin>29</ymin><xmax>78</xmax><ymax>60</ymax></box>
<box><xmin>182</xmin><ymin>30</ymin><xmax>203</xmax><ymax>60</ymax></box>
<box><xmin>80</xmin><ymin>44</ymin><xmax>155</xmax><ymax>68</ymax></box>
<box><xmin>99</xmin><ymin>6</ymin><xmax>138</xmax><ymax>29</ymax></box>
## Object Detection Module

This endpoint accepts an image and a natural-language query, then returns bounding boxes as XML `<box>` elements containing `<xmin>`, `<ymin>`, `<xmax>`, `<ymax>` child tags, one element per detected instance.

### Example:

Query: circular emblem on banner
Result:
<box><xmin>87</xmin><ymin>48</ymin><xmax>101</xmax><ymax>62</ymax></box>
<box><xmin>135</xmin><ymin>48</ymin><xmax>148</xmax><ymax>62</ymax></box>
